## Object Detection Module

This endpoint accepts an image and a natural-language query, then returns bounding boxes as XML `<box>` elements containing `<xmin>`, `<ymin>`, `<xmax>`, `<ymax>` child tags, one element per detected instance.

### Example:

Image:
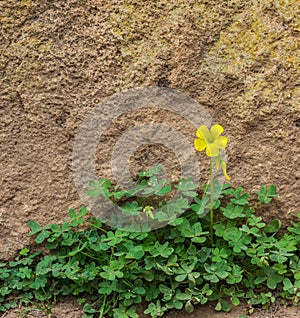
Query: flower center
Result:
<box><xmin>207</xmin><ymin>136</ymin><xmax>214</xmax><ymax>143</ymax></box>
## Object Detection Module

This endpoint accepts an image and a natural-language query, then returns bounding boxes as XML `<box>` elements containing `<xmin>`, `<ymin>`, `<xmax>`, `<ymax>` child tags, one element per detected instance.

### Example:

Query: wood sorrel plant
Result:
<box><xmin>1</xmin><ymin>125</ymin><xmax>300</xmax><ymax>318</ymax></box>
<box><xmin>194</xmin><ymin>124</ymin><xmax>230</xmax><ymax>243</ymax></box>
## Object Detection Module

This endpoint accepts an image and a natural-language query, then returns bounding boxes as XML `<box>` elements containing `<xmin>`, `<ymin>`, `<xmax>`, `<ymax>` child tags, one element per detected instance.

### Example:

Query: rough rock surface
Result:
<box><xmin>0</xmin><ymin>0</ymin><xmax>299</xmax><ymax>316</ymax></box>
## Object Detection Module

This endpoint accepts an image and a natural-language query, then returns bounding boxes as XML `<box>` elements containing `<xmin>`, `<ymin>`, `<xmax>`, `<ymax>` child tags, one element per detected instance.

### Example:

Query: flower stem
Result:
<box><xmin>99</xmin><ymin>294</ymin><xmax>107</xmax><ymax>318</ymax></box>
<box><xmin>209</xmin><ymin>157</ymin><xmax>214</xmax><ymax>244</ymax></box>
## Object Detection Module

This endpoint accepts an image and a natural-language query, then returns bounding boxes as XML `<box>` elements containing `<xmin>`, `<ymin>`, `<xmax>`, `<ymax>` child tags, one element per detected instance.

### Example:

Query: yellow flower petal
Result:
<box><xmin>221</xmin><ymin>161</ymin><xmax>230</xmax><ymax>181</ymax></box>
<box><xmin>210</xmin><ymin>124</ymin><xmax>224</xmax><ymax>138</ymax></box>
<box><xmin>194</xmin><ymin>138</ymin><xmax>206</xmax><ymax>151</ymax></box>
<box><xmin>196</xmin><ymin>125</ymin><xmax>210</xmax><ymax>140</ymax></box>
<box><xmin>206</xmin><ymin>143</ymin><xmax>220</xmax><ymax>157</ymax></box>
<box><xmin>214</xmin><ymin>136</ymin><xmax>228</xmax><ymax>150</ymax></box>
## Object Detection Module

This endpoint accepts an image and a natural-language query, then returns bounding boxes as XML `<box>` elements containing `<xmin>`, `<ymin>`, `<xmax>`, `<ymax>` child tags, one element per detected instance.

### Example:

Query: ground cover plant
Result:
<box><xmin>1</xmin><ymin>125</ymin><xmax>299</xmax><ymax>318</ymax></box>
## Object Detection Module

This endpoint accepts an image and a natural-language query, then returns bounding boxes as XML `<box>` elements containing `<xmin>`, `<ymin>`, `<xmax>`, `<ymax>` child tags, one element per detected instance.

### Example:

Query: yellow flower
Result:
<box><xmin>143</xmin><ymin>206</ymin><xmax>154</xmax><ymax>219</ymax></box>
<box><xmin>216</xmin><ymin>156</ymin><xmax>231</xmax><ymax>181</ymax></box>
<box><xmin>194</xmin><ymin>124</ymin><xmax>228</xmax><ymax>157</ymax></box>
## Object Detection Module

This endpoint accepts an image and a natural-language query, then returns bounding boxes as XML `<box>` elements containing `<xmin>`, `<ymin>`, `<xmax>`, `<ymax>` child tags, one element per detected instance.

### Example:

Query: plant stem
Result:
<box><xmin>85</xmin><ymin>221</ymin><xmax>107</xmax><ymax>233</ymax></box>
<box><xmin>99</xmin><ymin>294</ymin><xmax>107</xmax><ymax>318</ymax></box>
<box><xmin>252</xmin><ymin>201</ymin><xmax>261</xmax><ymax>210</ymax></box>
<box><xmin>209</xmin><ymin>158</ymin><xmax>214</xmax><ymax>244</ymax></box>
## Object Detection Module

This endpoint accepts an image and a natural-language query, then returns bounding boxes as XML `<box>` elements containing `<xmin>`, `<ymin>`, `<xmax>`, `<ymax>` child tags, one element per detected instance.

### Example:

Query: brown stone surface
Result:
<box><xmin>0</xmin><ymin>0</ymin><xmax>299</xmax><ymax>317</ymax></box>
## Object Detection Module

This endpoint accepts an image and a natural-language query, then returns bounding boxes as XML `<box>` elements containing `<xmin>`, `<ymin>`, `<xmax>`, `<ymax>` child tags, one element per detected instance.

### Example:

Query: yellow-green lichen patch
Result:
<box><xmin>204</xmin><ymin>0</ymin><xmax>300</xmax><ymax>109</ymax></box>
<box><xmin>1</xmin><ymin>1</ymin><xmax>53</xmax><ymax>90</ymax></box>
<box><xmin>108</xmin><ymin>0</ymin><xmax>245</xmax><ymax>88</ymax></box>
<box><xmin>0</xmin><ymin>0</ymin><xmax>31</xmax><ymax>35</ymax></box>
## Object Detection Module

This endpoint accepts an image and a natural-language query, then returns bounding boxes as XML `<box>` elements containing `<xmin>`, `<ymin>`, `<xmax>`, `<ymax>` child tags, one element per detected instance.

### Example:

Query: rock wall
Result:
<box><xmin>0</xmin><ymin>0</ymin><xmax>299</xmax><ymax>259</ymax></box>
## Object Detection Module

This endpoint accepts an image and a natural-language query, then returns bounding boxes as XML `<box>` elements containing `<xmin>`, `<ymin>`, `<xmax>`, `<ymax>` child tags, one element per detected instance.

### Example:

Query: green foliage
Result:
<box><xmin>0</xmin><ymin>167</ymin><xmax>299</xmax><ymax>317</ymax></box>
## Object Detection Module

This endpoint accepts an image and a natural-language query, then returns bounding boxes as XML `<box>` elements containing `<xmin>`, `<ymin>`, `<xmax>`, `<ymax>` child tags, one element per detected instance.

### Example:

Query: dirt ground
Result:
<box><xmin>3</xmin><ymin>298</ymin><xmax>300</xmax><ymax>318</ymax></box>
<box><xmin>0</xmin><ymin>0</ymin><xmax>299</xmax><ymax>317</ymax></box>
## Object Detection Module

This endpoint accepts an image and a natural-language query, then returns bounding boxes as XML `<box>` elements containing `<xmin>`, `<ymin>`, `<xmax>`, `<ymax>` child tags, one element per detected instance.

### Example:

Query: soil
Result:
<box><xmin>3</xmin><ymin>299</ymin><xmax>300</xmax><ymax>318</ymax></box>
<box><xmin>0</xmin><ymin>0</ymin><xmax>299</xmax><ymax>317</ymax></box>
